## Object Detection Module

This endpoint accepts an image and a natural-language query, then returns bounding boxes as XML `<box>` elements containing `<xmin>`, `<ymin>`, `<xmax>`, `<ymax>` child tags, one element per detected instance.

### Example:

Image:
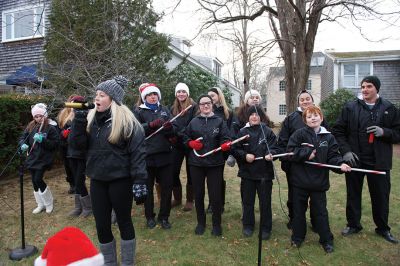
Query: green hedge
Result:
<box><xmin>0</xmin><ymin>94</ymin><xmax>49</xmax><ymax>178</ymax></box>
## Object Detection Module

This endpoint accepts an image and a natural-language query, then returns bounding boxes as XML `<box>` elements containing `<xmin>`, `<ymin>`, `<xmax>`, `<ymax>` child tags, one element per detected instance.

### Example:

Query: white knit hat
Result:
<box><xmin>175</xmin><ymin>83</ymin><xmax>190</xmax><ymax>96</ymax></box>
<box><xmin>139</xmin><ymin>83</ymin><xmax>161</xmax><ymax>102</ymax></box>
<box><xmin>35</xmin><ymin>227</ymin><xmax>104</xmax><ymax>266</ymax></box>
<box><xmin>244</xmin><ymin>90</ymin><xmax>262</xmax><ymax>103</ymax></box>
<box><xmin>31</xmin><ymin>103</ymin><xmax>48</xmax><ymax>118</ymax></box>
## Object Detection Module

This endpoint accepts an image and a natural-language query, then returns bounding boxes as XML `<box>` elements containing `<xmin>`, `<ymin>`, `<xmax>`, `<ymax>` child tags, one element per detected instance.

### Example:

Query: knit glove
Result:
<box><xmin>366</xmin><ymin>126</ymin><xmax>384</xmax><ymax>137</ymax></box>
<box><xmin>188</xmin><ymin>139</ymin><xmax>203</xmax><ymax>150</ymax></box>
<box><xmin>62</xmin><ymin>129</ymin><xmax>71</xmax><ymax>139</ymax></box>
<box><xmin>220</xmin><ymin>141</ymin><xmax>232</xmax><ymax>152</ymax></box>
<box><xmin>19</xmin><ymin>144</ymin><xmax>29</xmax><ymax>154</ymax></box>
<box><xmin>162</xmin><ymin>121</ymin><xmax>172</xmax><ymax>130</ymax></box>
<box><xmin>132</xmin><ymin>184</ymin><xmax>148</xmax><ymax>205</ymax></box>
<box><xmin>33</xmin><ymin>133</ymin><xmax>45</xmax><ymax>143</ymax></box>
<box><xmin>226</xmin><ymin>154</ymin><xmax>236</xmax><ymax>167</ymax></box>
<box><xmin>343</xmin><ymin>151</ymin><xmax>359</xmax><ymax>167</ymax></box>
<box><xmin>149</xmin><ymin>118</ymin><xmax>164</xmax><ymax>129</ymax></box>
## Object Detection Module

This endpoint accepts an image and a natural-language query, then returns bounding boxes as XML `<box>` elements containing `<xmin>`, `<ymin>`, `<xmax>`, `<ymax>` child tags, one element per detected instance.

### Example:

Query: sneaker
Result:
<box><xmin>260</xmin><ymin>231</ymin><xmax>271</xmax><ymax>240</ymax></box>
<box><xmin>322</xmin><ymin>243</ymin><xmax>334</xmax><ymax>253</ymax></box>
<box><xmin>242</xmin><ymin>227</ymin><xmax>254</xmax><ymax>237</ymax></box>
<box><xmin>158</xmin><ymin>219</ymin><xmax>172</xmax><ymax>229</ymax></box>
<box><xmin>211</xmin><ymin>225</ymin><xmax>222</xmax><ymax>236</ymax></box>
<box><xmin>146</xmin><ymin>218</ymin><xmax>156</xmax><ymax>229</ymax></box>
<box><xmin>195</xmin><ymin>224</ymin><xmax>205</xmax><ymax>235</ymax></box>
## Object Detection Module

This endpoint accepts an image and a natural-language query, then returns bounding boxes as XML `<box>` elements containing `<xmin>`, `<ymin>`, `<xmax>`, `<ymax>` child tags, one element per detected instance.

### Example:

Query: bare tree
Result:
<box><xmin>197</xmin><ymin>0</ymin><xmax>400</xmax><ymax>112</ymax></box>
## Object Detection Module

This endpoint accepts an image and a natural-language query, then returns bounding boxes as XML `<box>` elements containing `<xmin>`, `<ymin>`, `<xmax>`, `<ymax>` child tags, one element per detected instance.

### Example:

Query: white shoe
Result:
<box><xmin>32</xmin><ymin>191</ymin><xmax>45</xmax><ymax>214</ymax></box>
<box><xmin>40</xmin><ymin>187</ymin><xmax>54</xmax><ymax>213</ymax></box>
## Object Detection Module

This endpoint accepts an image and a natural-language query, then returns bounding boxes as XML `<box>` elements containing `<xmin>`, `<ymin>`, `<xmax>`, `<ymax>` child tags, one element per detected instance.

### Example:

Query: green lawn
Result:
<box><xmin>0</xmin><ymin>156</ymin><xmax>399</xmax><ymax>265</ymax></box>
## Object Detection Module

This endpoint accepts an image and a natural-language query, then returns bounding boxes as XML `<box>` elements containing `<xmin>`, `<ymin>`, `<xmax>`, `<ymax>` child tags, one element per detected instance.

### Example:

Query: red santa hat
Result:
<box><xmin>139</xmin><ymin>83</ymin><xmax>161</xmax><ymax>102</ymax></box>
<box><xmin>34</xmin><ymin>227</ymin><xmax>104</xmax><ymax>266</ymax></box>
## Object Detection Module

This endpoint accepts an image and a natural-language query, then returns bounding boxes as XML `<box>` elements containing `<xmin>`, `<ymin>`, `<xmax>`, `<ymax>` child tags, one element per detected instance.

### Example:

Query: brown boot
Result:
<box><xmin>183</xmin><ymin>185</ymin><xmax>193</xmax><ymax>212</ymax></box>
<box><xmin>155</xmin><ymin>183</ymin><xmax>161</xmax><ymax>206</ymax></box>
<box><xmin>171</xmin><ymin>186</ymin><xmax>182</xmax><ymax>208</ymax></box>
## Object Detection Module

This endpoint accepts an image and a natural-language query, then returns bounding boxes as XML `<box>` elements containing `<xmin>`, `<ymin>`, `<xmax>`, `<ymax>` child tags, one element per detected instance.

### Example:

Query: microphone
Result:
<box><xmin>64</xmin><ymin>102</ymin><xmax>95</xmax><ymax>109</ymax></box>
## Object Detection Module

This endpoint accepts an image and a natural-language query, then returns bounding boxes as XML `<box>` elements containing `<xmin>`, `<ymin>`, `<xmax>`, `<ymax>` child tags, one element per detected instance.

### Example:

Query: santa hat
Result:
<box><xmin>31</xmin><ymin>103</ymin><xmax>48</xmax><ymax>118</ymax></box>
<box><xmin>35</xmin><ymin>227</ymin><xmax>104</xmax><ymax>266</ymax></box>
<box><xmin>175</xmin><ymin>83</ymin><xmax>190</xmax><ymax>96</ymax></box>
<box><xmin>139</xmin><ymin>83</ymin><xmax>161</xmax><ymax>102</ymax></box>
<box><xmin>244</xmin><ymin>90</ymin><xmax>262</xmax><ymax>103</ymax></box>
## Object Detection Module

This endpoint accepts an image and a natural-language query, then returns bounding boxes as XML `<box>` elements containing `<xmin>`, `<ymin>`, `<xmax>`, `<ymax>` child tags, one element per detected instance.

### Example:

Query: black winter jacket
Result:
<box><xmin>278</xmin><ymin>108</ymin><xmax>329</xmax><ymax>172</ymax></box>
<box><xmin>19</xmin><ymin>122</ymin><xmax>59</xmax><ymax>170</ymax></box>
<box><xmin>170</xmin><ymin>102</ymin><xmax>198</xmax><ymax>150</ymax></box>
<box><xmin>287</xmin><ymin>126</ymin><xmax>344</xmax><ymax>191</ymax></box>
<box><xmin>213</xmin><ymin>105</ymin><xmax>234</xmax><ymax>136</ymax></box>
<box><xmin>69</xmin><ymin>111</ymin><xmax>147</xmax><ymax>184</ymax></box>
<box><xmin>332</xmin><ymin>98</ymin><xmax>400</xmax><ymax>170</ymax></box>
<box><xmin>232</xmin><ymin>123</ymin><xmax>279</xmax><ymax>180</ymax></box>
<box><xmin>183</xmin><ymin>114</ymin><xmax>231</xmax><ymax>167</ymax></box>
<box><xmin>67</xmin><ymin>118</ymin><xmax>86</xmax><ymax>159</ymax></box>
<box><xmin>134</xmin><ymin>104</ymin><xmax>174</xmax><ymax>160</ymax></box>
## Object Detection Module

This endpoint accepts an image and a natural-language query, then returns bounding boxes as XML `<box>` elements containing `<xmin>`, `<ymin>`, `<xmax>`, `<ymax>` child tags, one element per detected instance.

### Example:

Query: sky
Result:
<box><xmin>153</xmin><ymin>0</ymin><xmax>400</xmax><ymax>80</ymax></box>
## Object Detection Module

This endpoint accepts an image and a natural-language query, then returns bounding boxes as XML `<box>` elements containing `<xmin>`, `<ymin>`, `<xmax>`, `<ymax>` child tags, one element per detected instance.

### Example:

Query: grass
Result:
<box><xmin>0</xmin><ymin>153</ymin><xmax>399</xmax><ymax>265</ymax></box>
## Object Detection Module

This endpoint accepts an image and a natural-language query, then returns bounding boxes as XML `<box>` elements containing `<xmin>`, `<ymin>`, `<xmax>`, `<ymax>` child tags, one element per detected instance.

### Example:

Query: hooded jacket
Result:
<box><xmin>287</xmin><ymin>126</ymin><xmax>343</xmax><ymax>191</ymax></box>
<box><xmin>232</xmin><ymin>123</ymin><xmax>280</xmax><ymax>180</ymax></box>
<box><xmin>183</xmin><ymin>114</ymin><xmax>231</xmax><ymax>167</ymax></box>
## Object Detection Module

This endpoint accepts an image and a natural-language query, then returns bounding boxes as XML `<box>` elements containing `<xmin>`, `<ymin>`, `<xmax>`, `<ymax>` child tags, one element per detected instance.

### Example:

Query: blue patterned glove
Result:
<box><xmin>132</xmin><ymin>184</ymin><xmax>148</xmax><ymax>205</ymax></box>
<box><xmin>33</xmin><ymin>133</ymin><xmax>45</xmax><ymax>143</ymax></box>
<box><xmin>19</xmin><ymin>144</ymin><xmax>29</xmax><ymax>153</ymax></box>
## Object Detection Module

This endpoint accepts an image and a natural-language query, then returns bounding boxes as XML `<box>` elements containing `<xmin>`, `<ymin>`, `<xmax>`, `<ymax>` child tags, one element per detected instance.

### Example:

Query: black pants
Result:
<box><xmin>61</xmin><ymin>147</ymin><xmax>74</xmax><ymax>187</ymax></box>
<box><xmin>291</xmin><ymin>187</ymin><xmax>333</xmax><ymax>245</ymax></box>
<box><xmin>284</xmin><ymin>164</ymin><xmax>316</xmax><ymax>226</ymax></box>
<box><xmin>241</xmin><ymin>178</ymin><xmax>272</xmax><ymax>233</ymax></box>
<box><xmin>171</xmin><ymin>147</ymin><xmax>192</xmax><ymax>187</ymax></box>
<box><xmin>68</xmin><ymin>158</ymin><xmax>88</xmax><ymax>196</ymax></box>
<box><xmin>144</xmin><ymin>164</ymin><xmax>173</xmax><ymax>220</ymax></box>
<box><xmin>30</xmin><ymin>169</ymin><xmax>46</xmax><ymax>192</ymax></box>
<box><xmin>345</xmin><ymin>163</ymin><xmax>391</xmax><ymax>232</ymax></box>
<box><xmin>190</xmin><ymin>165</ymin><xmax>223</xmax><ymax>227</ymax></box>
<box><xmin>91</xmin><ymin>178</ymin><xmax>134</xmax><ymax>244</ymax></box>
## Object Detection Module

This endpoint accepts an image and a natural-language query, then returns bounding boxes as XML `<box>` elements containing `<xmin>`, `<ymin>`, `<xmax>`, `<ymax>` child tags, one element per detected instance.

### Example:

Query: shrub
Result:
<box><xmin>320</xmin><ymin>88</ymin><xmax>355</xmax><ymax>127</ymax></box>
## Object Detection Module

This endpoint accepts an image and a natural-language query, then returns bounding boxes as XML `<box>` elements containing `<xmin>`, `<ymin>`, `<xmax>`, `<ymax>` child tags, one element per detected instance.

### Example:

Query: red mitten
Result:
<box><xmin>220</xmin><ymin>141</ymin><xmax>232</xmax><ymax>151</ymax></box>
<box><xmin>188</xmin><ymin>139</ymin><xmax>203</xmax><ymax>150</ymax></box>
<box><xmin>163</xmin><ymin>121</ymin><xmax>172</xmax><ymax>130</ymax></box>
<box><xmin>149</xmin><ymin>119</ymin><xmax>164</xmax><ymax>129</ymax></box>
<box><xmin>62</xmin><ymin>129</ymin><xmax>71</xmax><ymax>139</ymax></box>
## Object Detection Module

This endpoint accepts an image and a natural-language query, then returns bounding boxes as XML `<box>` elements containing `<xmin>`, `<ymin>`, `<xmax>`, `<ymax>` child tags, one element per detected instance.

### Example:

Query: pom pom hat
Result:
<box><xmin>34</xmin><ymin>227</ymin><xmax>104</xmax><ymax>266</ymax></box>
<box><xmin>96</xmin><ymin>76</ymin><xmax>127</xmax><ymax>105</ymax></box>
<box><xmin>31</xmin><ymin>103</ymin><xmax>48</xmax><ymax>118</ymax></box>
<box><xmin>139</xmin><ymin>83</ymin><xmax>161</xmax><ymax>102</ymax></box>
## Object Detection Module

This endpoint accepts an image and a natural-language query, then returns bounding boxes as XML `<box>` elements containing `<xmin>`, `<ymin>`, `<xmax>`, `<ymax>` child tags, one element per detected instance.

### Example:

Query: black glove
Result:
<box><xmin>132</xmin><ymin>183</ymin><xmax>148</xmax><ymax>205</ymax></box>
<box><xmin>74</xmin><ymin>109</ymin><xmax>89</xmax><ymax>120</ymax></box>
<box><xmin>343</xmin><ymin>151</ymin><xmax>359</xmax><ymax>167</ymax></box>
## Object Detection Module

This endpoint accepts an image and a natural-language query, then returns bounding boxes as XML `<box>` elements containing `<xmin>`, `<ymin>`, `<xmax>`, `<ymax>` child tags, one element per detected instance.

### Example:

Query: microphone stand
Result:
<box><xmin>9</xmin><ymin>152</ymin><xmax>37</xmax><ymax>260</ymax></box>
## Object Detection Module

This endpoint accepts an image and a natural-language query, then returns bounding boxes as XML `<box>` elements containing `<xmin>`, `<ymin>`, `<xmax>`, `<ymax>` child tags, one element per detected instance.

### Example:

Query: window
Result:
<box><xmin>307</xmin><ymin>79</ymin><xmax>312</xmax><ymax>90</ymax></box>
<box><xmin>279</xmin><ymin>104</ymin><xmax>286</xmax><ymax>116</ymax></box>
<box><xmin>279</xmin><ymin>80</ymin><xmax>286</xmax><ymax>91</ymax></box>
<box><xmin>2</xmin><ymin>5</ymin><xmax>45</xmax><ymax>42</ymax></box>
<box><xmin>342</xmin><ymin>63</ymin><xmax>372</xmax><ymax>88</ymax></box>
<box><xmin>214</xmin><ymin>62</ymin><xmax>221</xmax><ymax>77</ymax></box>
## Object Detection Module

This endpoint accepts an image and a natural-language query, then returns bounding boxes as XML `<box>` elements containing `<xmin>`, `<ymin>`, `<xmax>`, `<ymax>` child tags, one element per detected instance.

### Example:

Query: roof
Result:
<box><xmin>325</xmin><ymin>50</ymin><xmax>400</xmax><ymax>62</ymax></box>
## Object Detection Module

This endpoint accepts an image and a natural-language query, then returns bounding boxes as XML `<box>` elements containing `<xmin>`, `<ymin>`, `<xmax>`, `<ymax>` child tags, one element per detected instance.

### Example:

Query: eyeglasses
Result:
<box><xmin>199</xmin><ymin>101</ymin><xmax>212</xmax><ymax>107</ymax></box>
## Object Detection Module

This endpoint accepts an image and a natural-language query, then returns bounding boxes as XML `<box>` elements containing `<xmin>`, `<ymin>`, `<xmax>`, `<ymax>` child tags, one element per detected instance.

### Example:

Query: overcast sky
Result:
<box><xmin>153</xmin><ymin>1</ymin><xmax>400</xmax><ymax>55</ymax></box>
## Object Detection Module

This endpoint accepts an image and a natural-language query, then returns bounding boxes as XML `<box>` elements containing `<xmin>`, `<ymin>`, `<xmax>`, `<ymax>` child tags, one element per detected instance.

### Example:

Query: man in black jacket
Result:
<box><xmin>332</xmin><ymin>75</ymin><xmax>400</xmax><ymax>244</ymax></box>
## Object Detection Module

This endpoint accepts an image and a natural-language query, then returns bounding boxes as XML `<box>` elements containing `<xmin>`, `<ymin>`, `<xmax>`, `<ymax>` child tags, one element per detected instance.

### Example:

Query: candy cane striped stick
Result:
<box><xmin>145</xmin><ymin>104</ymin><xmax>193</xmax><ymax>140</ymax></box>
<box><xmin>254</xmin><ymin>152</ymin><xmax>294</xmax><ymax>160</ymax></box>
<box><xmin>193</xmin><ymin>134</ymin><xmax>249</xmax><ymax>158</ymax></box>
<box><xmin>305</xmin><ymin>161</ymin><xmax>386</xmax><ymax>175</ymax></box>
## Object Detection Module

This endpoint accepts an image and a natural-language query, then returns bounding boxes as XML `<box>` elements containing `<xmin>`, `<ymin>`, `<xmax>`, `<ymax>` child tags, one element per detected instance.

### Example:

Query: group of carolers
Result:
<box><xmin>19</xmin><ymin>75</ymin><xmax>399</xmax><ymax>265</ymax></box>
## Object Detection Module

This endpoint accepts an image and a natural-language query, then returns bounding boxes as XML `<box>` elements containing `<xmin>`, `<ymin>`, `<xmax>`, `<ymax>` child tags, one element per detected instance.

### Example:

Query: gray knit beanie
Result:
<box><xmin>96</xmin><ymin>76</ymin><xmax>128</xmax><ymax>105</ymax></box>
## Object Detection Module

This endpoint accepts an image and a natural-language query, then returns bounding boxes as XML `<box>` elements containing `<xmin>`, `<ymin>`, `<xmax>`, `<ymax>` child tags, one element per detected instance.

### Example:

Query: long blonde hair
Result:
<box><xmin>87</xmin><ymin>101</ymin><xmax>142</xmax><ymax>144</ymax></box>
<box><xmin>57</xmin><ymin>107</ymin><xmax>74</xmax><ymax>128</ymax></box>
<box><xmin>171</xmin><ymin>97</ymin><xmax>193</xmax><ymax>116</ymax></box>
<box><xmin>209</xmin><ymin>87</ymin><xmax>230</xmax><ymax>120</ymax></box>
